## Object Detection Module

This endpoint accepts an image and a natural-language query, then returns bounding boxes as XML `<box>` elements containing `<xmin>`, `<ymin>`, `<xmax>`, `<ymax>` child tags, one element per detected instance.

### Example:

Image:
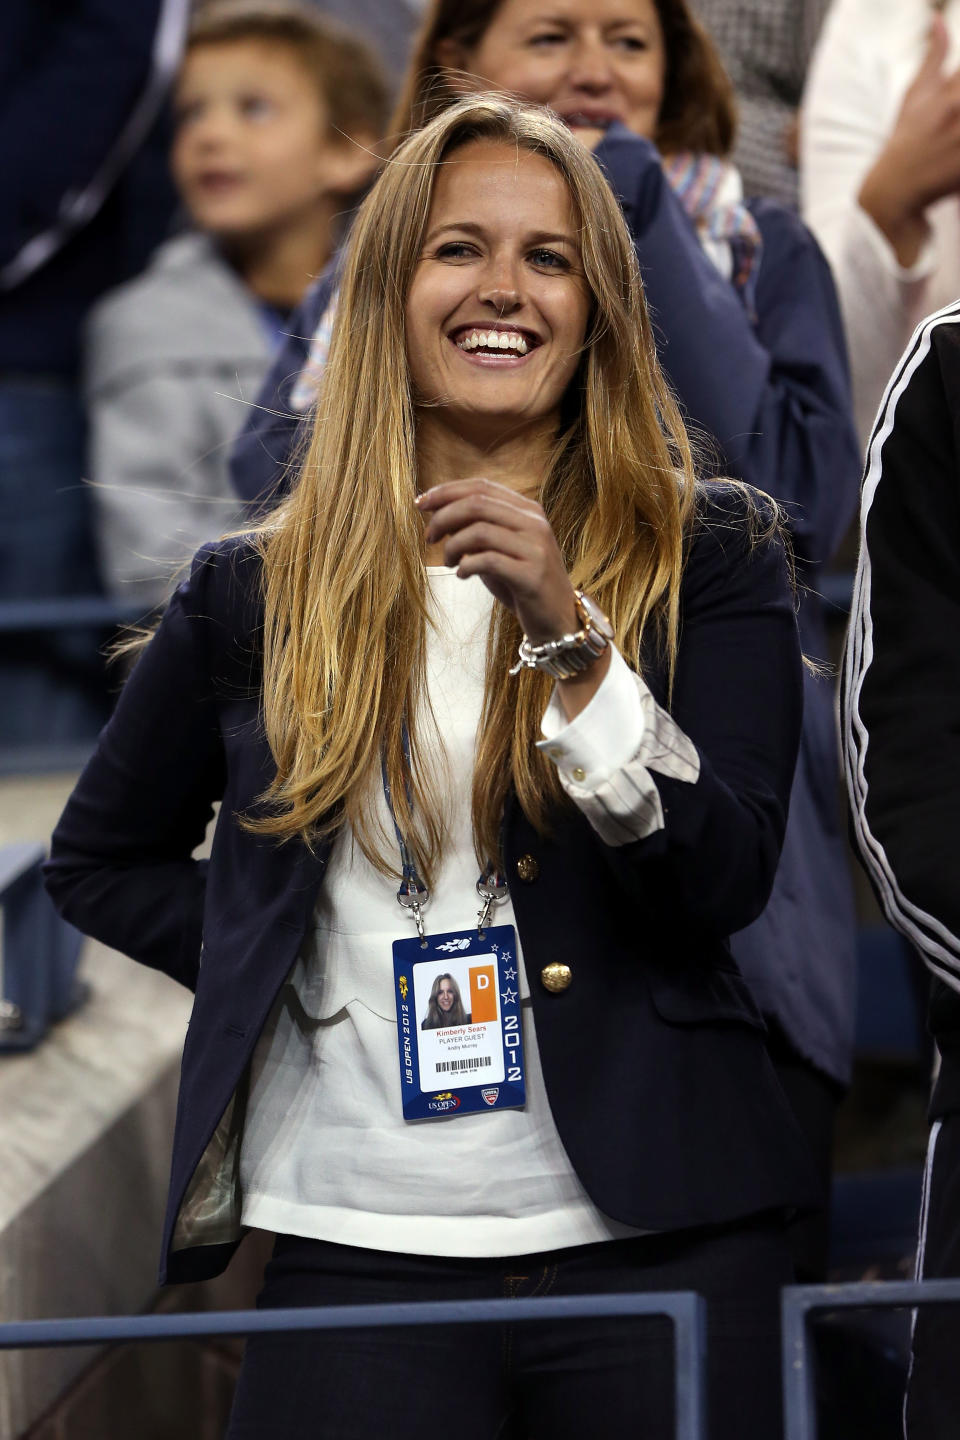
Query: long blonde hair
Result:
<box><xmin>247</xmin><ymin>96</ymin><xmax>698</xmax><ymax>883</ymax></box>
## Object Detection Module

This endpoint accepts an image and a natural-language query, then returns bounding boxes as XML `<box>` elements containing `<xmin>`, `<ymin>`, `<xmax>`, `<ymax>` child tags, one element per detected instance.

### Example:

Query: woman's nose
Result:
<box><xmin>480</xmin><ymin>286</ymin><xmax>522</xmax><ymax>314</ymax></box>
<box><xmin>477</xmin><ymin>259</ymin><xmax>523</xmax><ymax>313</ymax></box>
<box><xmin>568</xmin><ymin>35</ymin><xmax>615</xmax><ymax>92</ymax></box>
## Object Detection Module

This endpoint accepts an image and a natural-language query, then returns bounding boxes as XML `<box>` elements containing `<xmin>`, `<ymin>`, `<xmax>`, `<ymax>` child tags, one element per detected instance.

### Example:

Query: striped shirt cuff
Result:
<box><xmin>537</xmin><ymin>647</ymin><xmax>700</xmax><ymax>845</ymax></box>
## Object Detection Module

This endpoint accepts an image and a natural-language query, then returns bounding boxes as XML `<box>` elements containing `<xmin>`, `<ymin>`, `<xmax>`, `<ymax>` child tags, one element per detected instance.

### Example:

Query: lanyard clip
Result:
<box><xmin>398</xmin><ymin>869</ymin><xmax>429</xmax><ymax>948</ymax></box>
<box><xmin>476</xmin><ymin>868</ymin><xmax>508</xmax><ymax>939</ymax></box>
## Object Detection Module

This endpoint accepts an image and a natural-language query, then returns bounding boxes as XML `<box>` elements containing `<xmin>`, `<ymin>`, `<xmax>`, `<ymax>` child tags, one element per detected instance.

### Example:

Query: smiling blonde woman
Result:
<box><xmin>47</xmin><ymin>97</ymin><xmax>813</xmax><ymax>1440</ymax></box>
<box><xmin>235</xmin><ymin>0</ymin><xmax>863</xmax><ymax>1300</ymax></box>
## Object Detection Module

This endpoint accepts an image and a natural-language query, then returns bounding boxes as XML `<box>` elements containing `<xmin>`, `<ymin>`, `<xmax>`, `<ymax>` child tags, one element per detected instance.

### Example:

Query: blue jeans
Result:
<box><xmin>226</xmin><ymin>1218</ymin><xmax>791</xmax><ymax>1440</ymax></box>
<box><xmin>0</xmin><ymin>375</ymin><xmax>108</xmax><ymax>745</ymax></box>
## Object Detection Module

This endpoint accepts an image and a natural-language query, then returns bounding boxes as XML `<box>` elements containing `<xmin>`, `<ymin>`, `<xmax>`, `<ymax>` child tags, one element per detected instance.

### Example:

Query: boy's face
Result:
<box><xmin>171</xmin><ymin>38</ymin><xmax>361</xmax><ymax>240</ymax></box>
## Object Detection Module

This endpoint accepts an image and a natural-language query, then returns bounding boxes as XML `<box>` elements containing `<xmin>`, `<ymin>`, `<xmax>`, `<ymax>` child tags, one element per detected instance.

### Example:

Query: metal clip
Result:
<box><xmin>476</xmin><ymin>870</ymin><xmax>508</xmax><ymax>938</ymax></box>
<box><xmin>398</xmin><ymin>872</ymin><xmax>429</xmax><ymax>948</ymax></box>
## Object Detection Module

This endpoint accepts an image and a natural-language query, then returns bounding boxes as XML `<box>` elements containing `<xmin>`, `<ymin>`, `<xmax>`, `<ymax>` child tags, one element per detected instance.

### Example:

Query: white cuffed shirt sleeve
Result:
<box><xmin>537</xmin><ymin>646</ymin><xmax>700</xmax><ymax>846</ymax></box>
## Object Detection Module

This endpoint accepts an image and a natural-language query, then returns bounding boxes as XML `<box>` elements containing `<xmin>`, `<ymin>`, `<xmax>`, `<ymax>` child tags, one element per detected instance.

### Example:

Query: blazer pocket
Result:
<box><xmin>645</xmin><ymin>963</ymin><xmax>767</xmax><ymax>1031</ymax></box>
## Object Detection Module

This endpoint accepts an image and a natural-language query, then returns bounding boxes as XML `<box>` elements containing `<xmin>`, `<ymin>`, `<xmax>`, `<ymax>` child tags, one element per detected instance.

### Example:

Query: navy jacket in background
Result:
<box><xmin>0</xmin><ymin>0</ymin><xmax>186</xmax><ymax>376</ymax></box>
<box><xmin>44</xmin><ymin>486</ymin><xmax>815</xmax><ymax>1283</ymax></box>
<box><xmin>228</xmin><ymin>130</ymin><xmax>861</xmax><ymax>1085</ymax></box>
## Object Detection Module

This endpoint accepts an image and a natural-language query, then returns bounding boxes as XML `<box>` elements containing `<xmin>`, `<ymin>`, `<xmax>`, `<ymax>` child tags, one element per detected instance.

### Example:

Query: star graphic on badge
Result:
<box><xmin>501</xmin><ymin>950</ymin><xmax>512</xmax><ymax>963</ymax></box>
<box><xmin>503</xmin><ymin>966</ymin><xmax>517</xmax><ymax>980</ymax></box>
<box><xmin>500</xmin><ymin>986</ymin><xmax>518</xmax><ymax>1005</ymax></box>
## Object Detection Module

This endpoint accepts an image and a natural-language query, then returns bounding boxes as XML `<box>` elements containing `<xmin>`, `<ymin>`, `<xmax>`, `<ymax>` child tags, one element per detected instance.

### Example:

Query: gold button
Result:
<box><xmin>571</xmin><ymin>766</ymin><xmax>586</xmax><ymax>782</ymax></box>
<box><xmin>516</xmin><ymin>854</ymin><xmax>539</xmax><ymax>883</ymax></box>
<box><xmin>541</xmin><ymin>962</ymin><xmax>572</xmax><ymax>993</ymax></box>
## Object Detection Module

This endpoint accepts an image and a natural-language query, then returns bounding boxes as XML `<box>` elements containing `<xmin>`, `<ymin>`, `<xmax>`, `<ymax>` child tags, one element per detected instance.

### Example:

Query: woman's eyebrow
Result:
<box><xmin>422</xmin><ymin>221</ymin><xmax>485</xmax><ymax>245</ymax></box>
<box><xmin>423</xmin><ymin>220</ymin><xmax>581</xmax><ymax>252</ymax></box>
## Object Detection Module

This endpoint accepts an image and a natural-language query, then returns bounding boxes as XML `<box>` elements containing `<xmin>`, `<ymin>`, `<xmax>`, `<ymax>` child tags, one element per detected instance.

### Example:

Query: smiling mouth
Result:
<box><xmin>450</xmin><ymin>326</ymin><xmax>538</xmax><ymax>358</ymax></box>
<box><xmin>558</xmin><ymin>112</ymin><xmax>620</xmax><ymax>131</ymax></box>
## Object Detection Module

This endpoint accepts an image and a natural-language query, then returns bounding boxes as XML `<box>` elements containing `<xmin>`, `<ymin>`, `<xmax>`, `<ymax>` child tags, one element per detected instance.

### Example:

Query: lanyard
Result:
<box><xmin>380</xmin><ymin>737</ymin><xmax>507</xmax><ymax>948</ymax></box>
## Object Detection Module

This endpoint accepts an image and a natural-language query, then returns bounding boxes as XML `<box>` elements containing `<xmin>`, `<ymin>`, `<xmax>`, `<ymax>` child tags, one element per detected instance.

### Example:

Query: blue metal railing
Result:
<box><xmin>8</xmin><ymin>1273</ymin><xmax>960</xmax><ymax>1434</ymax></box>
<box><xmin>781</xmin><ymin>1277</ymin><xmax>960</xmax><ymax>1440</ymax></box>
<box><xmin>0</xmin><ymin>597</ymin><xmax>149</xmax><ymax>634</ymax></box>
<box><xmin>0</xmin><ymin>1291</ymin><xmax>708</xmax><ymax>1440</ymax></box>
<box><xmin>0</xmin><ymin>594</ymin><xmax>150</xmax><ymax>776</ymax></box>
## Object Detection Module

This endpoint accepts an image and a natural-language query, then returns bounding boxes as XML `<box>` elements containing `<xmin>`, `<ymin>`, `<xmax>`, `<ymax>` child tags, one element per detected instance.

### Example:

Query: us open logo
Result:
<box><xmin>481</xmin><ymin>1087</ymin><xmax>499</xmax><ymax>1106</ymax></box>
<box><xmin>428</xmin><ymin>1093</ymin><xmax>461</xmax><ymax>1113</ymax></box>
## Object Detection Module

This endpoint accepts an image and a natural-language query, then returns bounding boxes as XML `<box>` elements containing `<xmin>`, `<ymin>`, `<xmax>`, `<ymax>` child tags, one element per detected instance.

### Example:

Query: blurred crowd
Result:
<box><xmin>4</xmin><ymin>0</ymin><xmax>954</xmax><ymax>736</ymax></box>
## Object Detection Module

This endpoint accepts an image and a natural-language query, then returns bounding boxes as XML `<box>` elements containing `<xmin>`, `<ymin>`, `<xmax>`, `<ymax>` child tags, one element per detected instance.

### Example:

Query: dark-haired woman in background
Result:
<box><xmin>230</xmin><ymin>0</ymin><xmax>860</xmax><ymax>1283</ymax></box>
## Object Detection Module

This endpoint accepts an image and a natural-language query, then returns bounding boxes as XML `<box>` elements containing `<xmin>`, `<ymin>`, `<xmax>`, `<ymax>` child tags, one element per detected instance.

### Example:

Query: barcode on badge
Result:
<box><xmin>436</xmin><ymin>1057</ymin><xmax>492</xmax><ymax>1073</ymax></box>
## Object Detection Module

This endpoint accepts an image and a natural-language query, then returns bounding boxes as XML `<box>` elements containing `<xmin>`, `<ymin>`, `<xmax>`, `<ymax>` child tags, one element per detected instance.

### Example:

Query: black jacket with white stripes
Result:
<box><xmin>843</xmin><ymin>302</ymin><xmax>960</xmax><ymax>1111</ymax></box>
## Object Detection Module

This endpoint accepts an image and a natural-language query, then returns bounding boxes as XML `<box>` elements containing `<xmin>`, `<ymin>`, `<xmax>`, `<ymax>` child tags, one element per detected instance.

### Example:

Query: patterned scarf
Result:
<box><xmin>290</xmin><ymin>290</ymin><xmax>340</xmax><ymax>413</ymax></box>
<box><xmin>662</xmin><ymin>151</ymin><xmax>763</xmax><ymax>318</ymax></box>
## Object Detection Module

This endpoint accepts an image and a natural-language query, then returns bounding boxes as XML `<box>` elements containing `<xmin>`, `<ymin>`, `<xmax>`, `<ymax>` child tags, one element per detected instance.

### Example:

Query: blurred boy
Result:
<box><xmin>86</xmin><ymin>0</ymin><xmax>387</xmax><ymax>607</ymax></box>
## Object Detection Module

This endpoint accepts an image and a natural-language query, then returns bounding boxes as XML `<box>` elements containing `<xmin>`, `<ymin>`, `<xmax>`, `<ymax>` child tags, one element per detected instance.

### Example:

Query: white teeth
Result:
<box><xmin>455</xmin><ymin>329</ymin><xmax>531</xmax><ymax>355</ymax></box>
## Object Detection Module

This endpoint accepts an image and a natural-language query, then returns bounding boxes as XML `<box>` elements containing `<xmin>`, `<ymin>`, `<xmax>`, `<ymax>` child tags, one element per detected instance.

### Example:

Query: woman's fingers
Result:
<box><xmin>416</xmin><ymin>477</ymin><xmax>539</xmax><ymax>519</ymax></box>
<box><xmin>439</xmin><ymin>521</ymin><xmax>531</xmax><ymax>570</ymax></box>
<box><xmin>416</xmin><ymin>476</ymin><xmax>577</xmax><ymax>638</ymax></box>
<box><xmin>423</xmin><ymin>492</ymin><xmax>546</xmax><ymax>547</ymax></box>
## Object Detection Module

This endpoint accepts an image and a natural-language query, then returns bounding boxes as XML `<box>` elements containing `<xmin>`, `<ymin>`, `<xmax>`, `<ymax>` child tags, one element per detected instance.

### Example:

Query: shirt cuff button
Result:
<box><xmin>571</xmin><ymin>766</ymin><xmax>586</xmax><ymax>782</ymax></box>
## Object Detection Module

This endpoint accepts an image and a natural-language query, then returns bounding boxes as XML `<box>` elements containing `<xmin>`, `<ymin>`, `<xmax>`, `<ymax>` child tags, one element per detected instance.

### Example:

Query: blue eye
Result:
<box><xmin>529</xmin><ymin>248</ymin><xmax>568</xmax><ymax>269</ymax></box>
<box><xmin>434</xmin><ymin>241</ymin><xmax>478</xmax><ymax>260</ymax></box>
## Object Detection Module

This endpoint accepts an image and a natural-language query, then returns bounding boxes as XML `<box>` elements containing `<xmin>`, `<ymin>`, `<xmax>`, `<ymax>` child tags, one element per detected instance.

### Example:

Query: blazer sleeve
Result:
<box><xmin>229</xmin><ymin>267</ymin><xmax>338</xmax><ymax>508</ymax></box>
<box><xmin>595</xmin><ymin>128</ymin><xmax>861</xmax><ymax>568</ymax></box>
<box><xmin>43</xmin><ymin>545</ymin><xmax>232</xmax><ymax>990</ymax></box>
<box><xmin>843</xmin><ymin>314</ymin><xmax>960</xmax><ymax>988</ymax></box>
<box><xmin>595</xmin><ymin>488</ymin><xmax>803</xmax><ymax>939</ymax></box>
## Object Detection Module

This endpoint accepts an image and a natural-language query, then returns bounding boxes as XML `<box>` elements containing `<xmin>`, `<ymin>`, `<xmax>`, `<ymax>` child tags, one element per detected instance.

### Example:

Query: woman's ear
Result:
<box><xmin>434</xmin><ymin>37</ymin><xmax>475</xmax><ymax>96</ymax></box>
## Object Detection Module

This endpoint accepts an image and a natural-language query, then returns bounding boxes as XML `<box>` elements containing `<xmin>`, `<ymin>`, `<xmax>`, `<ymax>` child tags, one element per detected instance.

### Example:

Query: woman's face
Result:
<box><xmin>437</xmin><ymin>979</ymin><xmax>457</xmax><ymax>1012</ymax></box>
<box><xmin>405</xmin><ymin>139</ymin><xmax>591</xmax><ymax>443</ymax></box>
<box><xmin>456</xmin><ymin>0</ymin><xmax>666</xmax><ymax>141</ymax></box>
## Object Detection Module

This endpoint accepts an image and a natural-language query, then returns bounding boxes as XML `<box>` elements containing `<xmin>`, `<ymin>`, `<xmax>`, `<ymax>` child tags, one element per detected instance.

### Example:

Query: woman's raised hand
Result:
<box><xmin>416</xmin><ymin>477</ymin><xmax>579</xmax><ymax>643</ymax></box>
<box><xmin>858</xmin><ymin>15</ymin><xmax>960</xmax><ymax>266</ymax></box>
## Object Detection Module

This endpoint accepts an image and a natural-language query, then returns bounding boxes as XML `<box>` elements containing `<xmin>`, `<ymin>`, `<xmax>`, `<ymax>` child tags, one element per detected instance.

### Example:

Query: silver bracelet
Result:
<box><xmin>508</xmin><ymin>592</ymin><xmax>613</xmax><ymax>680</ymax></box>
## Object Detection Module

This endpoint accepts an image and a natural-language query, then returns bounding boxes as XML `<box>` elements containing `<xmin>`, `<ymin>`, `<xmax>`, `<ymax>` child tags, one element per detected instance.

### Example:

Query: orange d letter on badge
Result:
<box><xmin>469</xmin><ymin>964</ymin><xmax>497</xmax><ymax>1023</ymax></box>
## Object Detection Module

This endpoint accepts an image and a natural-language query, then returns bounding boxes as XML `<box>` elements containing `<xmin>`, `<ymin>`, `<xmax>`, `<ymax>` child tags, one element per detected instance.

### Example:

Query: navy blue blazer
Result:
<box><xmin>45</xmin><ymin>487</ymin><xmax>816</xmax><ymax>1284</ymax></box>
<box><xmin>228</xmin><ymin>130</ymin><xmax>861</xmax><ymax>1084</ymax></box>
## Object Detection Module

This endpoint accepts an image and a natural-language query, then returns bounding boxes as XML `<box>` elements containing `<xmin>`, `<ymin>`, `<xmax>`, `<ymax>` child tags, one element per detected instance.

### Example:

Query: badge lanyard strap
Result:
<box><xmin>381</xmin><ymin>731</ymin><xmax>508</xmax><ymax>948</ymax></box>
